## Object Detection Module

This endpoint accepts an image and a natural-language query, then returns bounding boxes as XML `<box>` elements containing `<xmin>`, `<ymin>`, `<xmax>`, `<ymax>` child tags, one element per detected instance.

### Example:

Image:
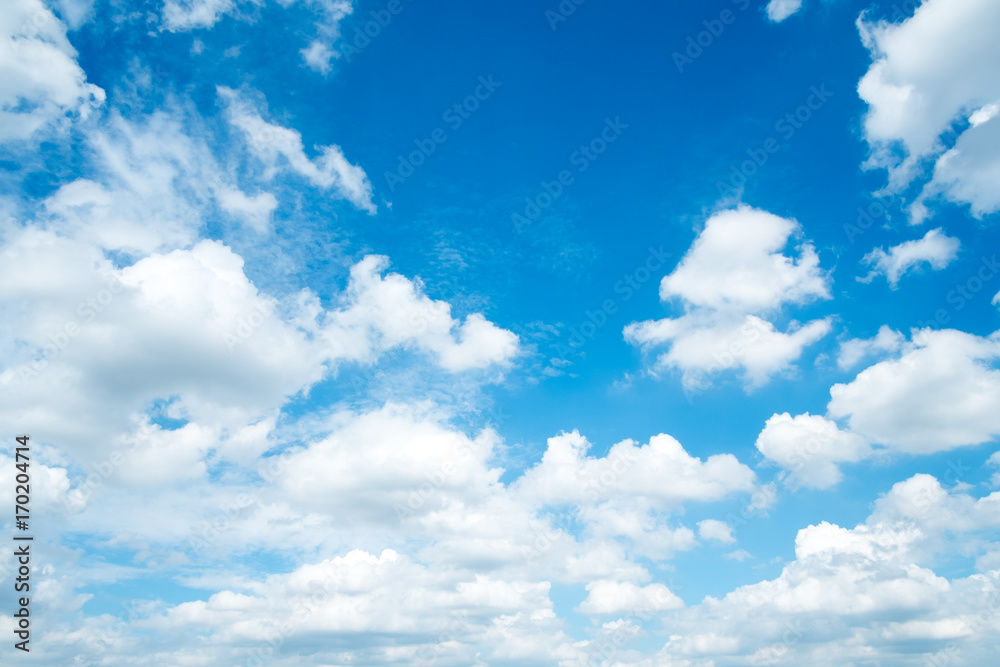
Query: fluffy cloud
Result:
<box><xmin>513</xmin><ymin>430</ymin><xmax>757</xmax><ymax>507</ymax></box>
<box><xmin>624</xmin><ymin>206</ymin><xmax>832</xmax><ymax>389</ymax></box>
<box><xmin>577</xmin><ymin>580</ymin><xmax>683</xmax><ymax>616</ymax></box>
<box><xmin>755</xmin><ymin>412</ymin><xmax>871</xmax><ymax>489</ymax></box>
<box><xmin>0</xmin><ymin>231</ymin><xmax>517</xmax><ymax>470</ymax></box>
<box><xmin>0</xmin><ymin>0</ymin><xmax>105</xmax><ymax>142</ymax></box>
<box><xmin>48</xmin><ymin>472</ymin><xmax>998</xmax><ymax>667</ymax></box>
<box><xmin>323</xmin><ymin>255</ymin><xmax>520</xmax><ymax>371</ymax></box>
<box><xmin>641</xmin><ymin>474</ymin><xmax>1000</xmax><ymax>666</ymax></box>
<box><xmin>837</xmin><ymin>324</ymin><xmax>905</xmax><ymax>370</ymax></box>
<box><xmin>857</xmin><ymin>0</ymin><xmax>1000</xmax><ymax>222</ymax></box>
<box><xmin>219</xmin><ymin>86</ymin><xmax>376</xmax><ymax>213</ymax></box>
<box><xmin>859</xmin><ymin>228</ymin><xmax>960</xmax><ymax>287</ymax></box>
<box><xmin>161</xmin><ymin>0</ymin><xmax>238</xmax><ymax>31</ymax></box>
<box><xmin>828</xmin><ymin>328</ymin><xmax>1000</xmax><ymax>453</ymax></box>
<box><xmin>125</xmin><ymin>548</ymin><xmax>582</xmax><ymax>666</ymax></box>
<box><xmin>697</xmin><ymin>519</ymin><xmax>735</xmax><ymax>544</ymax></box>
<box><xmin>766</xmin><ymin>0</ymin><xmax>803</xmax><ymax>23</ymax></box>
<box><xmin>275</xmin><ymin>402</ymin><xmax>503</xmax><ymax>524</ymax></box>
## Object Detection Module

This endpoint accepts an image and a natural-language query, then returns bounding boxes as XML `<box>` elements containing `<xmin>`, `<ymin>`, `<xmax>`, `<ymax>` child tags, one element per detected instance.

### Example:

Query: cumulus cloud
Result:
<box><xmin>276</xmin><ymin>402</ymin><xmax>503</xmax><ymax>524</ymax></box>
<box><xmin>859</xmin><ymin>228</ymin><xmax>960</xmax><ymax>287</ymax></box>
<box><xmin>624</xmin><ymin>205</ymin><xmax>832</xmax><ymax>390</ymax></box>
<box><xmin>857</xmin><ymin>0</ymin><xmax>1000</xmax><ymax>222</ymax></box>
<box><xmin>0</xmin><ymin>231</ymin><xmax>518</xmax><ymax>469</ymax></box>
<box><xmin>219</xmin><ymin>86</ymin><xmax>376</xmax><ymax>213</ymax></box>
<box><xmin>828</xmin><ymin>328</ymin><xmax>1000</xmax><ymax>453</ymax></box>
<box><xmin>0</xmin><ymin>0</ymin><xmax>105</xmax><ymax>142</ymax></box>
<box><xmin>161</xmin><ymin>0</ymin><xmax>238</xmax><ymax>31</ymax></box>
<box><xmin>837</xmin><ymin>325</ymin><xmax>905</xmax><ymax>370</ymax></box>
<box><xmin>513</xmin><ymin>430</ymin><xmax>758</xmax><ymax>507</ymax></box>
<box><xmin>577</xmin><ymin>580</ymin><xmax>683</xmax><ymax>616</ymax></box>
<box><xmin>144</xmin><ymin>548</ymin><xmax>582</xmax><ymax>666</ymax></box>
<box><xmin>697</xmin><ymin>519</ymin><xmax>735</xmax><ymax>544</ymax></box>
<box><xmin>640</xmin><ymin>474</ymin><xmax>1000</xmax><ymax>665</ymax></box>
<box><xmin>755</xmin><ymin>412</ymin><xmax>871</xmax><ymax>489</ymax></box>
<box><xmin>324</xmin><ymin>255</ymin><xmax>520</xmax><ymax>371</ymax></box>
<box><xmin>766</xmin><ymin>0</ymin><xmax>803</xmax><ymax>23</ymax></box>
<box><xmin>52</xmin><ymin>471</ymin><xmax>999</xmax><ymax>666</ymax></box>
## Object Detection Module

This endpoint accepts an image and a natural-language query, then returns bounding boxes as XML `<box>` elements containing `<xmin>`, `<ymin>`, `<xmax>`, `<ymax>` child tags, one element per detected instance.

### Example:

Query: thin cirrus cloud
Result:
<box><xmin>218</xmin><ymin>86</ymin><xmax>377</xmax><ymax>214</ymax></box>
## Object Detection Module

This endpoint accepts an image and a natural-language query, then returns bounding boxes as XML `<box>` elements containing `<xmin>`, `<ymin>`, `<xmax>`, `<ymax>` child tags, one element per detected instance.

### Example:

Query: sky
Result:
<box><xmin>1</xmin><ymin>0</ymin><xmax>999</xmax><ymax>664</ymax></box>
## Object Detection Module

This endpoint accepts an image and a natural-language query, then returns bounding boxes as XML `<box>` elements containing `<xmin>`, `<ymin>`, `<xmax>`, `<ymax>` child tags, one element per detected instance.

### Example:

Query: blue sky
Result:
<box><xmin>2</xmin><ymin>0</ymin><xmax>1000</xmax><ymax>664</ymax></box>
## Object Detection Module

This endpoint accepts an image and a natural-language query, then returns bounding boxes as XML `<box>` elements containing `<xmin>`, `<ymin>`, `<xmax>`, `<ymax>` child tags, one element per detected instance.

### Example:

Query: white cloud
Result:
<box><xmin>42</xmin><ymin>109</ymin><xmax>263</xmax><ymax>252</ymax></box>
<box><xmin>697</xmin><ymin>519</ymin><xmax>735</xmax><ymax>544</ymax></box>
<box><xmin>916</xmin><ymin>111</ymin><xmax>1000</xmax><ymax>221</ymax></box>
<box><xmin>828</xmin><ymin>328</ymin><xmax>1000</xmax><ymax>453</ymax></box>
<box><xmin>0</xmin><ymin>0</ymin><xmax>105</xmax><ymax>142</ymax></box>
<box><xmin>324</xmin><ymin>255</ymin><xmax>520</xmax><ymax>371</ymax></box>
<box><xmin>624</xmin><ymin>205</ymin><xmax>832</xmax><ymax>390</ymax></box>
<box><xmin>143</xmin><ymin>548</ymin><xmax>583</xmax><ymax>666</ymax></box>
<box><xmin>837</xmin><ymin>324</ymin><xmax>905</xmax><ymax>370</ymax></box>
<box><xmin>276</xmin><ymin>402</ymin><xmax>503</xmax><ymax>523</ymax></box>
<box><xmin>859</xmin><ymin>228</ymin><xmax>960</xmax><ymax>287</ymax></box>
<box><xmin>0</xmin><ymin>232</ymin><xmax>517</xmax><ymax>472</ymax></box>
<box><xmin>161</xmin><ymin>0</ymin><xmax>238</xmax><ymax>31</ymax></box>
<box><xmin>219</xmin><ymin>86</ymin><xmax>376</xmax><ymax>213</ymax></box>
<box><xmin>577</xmin><ymin>580</ymin><xmax>683</xmax><ymax>616</ymax></box>
<box><xmin>301</xmin><ymin>38</ymin><xmax>336</xmax><ymax>75</ymax></box>
<box><xmin>644</xmin><ymin>474</ymin><xmax>1000</xmax><ymax>665</ymax></box>
<box><xmin>162</xmin><ymin>0</ymin><xmax>355</xmax><ymax>75</ymax></box>
<box><xmin>766</xmin><ymin>0</ymin><xmax>803</xmax><ymax>23</ymax></box>
<box><xmin>214</xmin><ymin>187</ymin><xmax>278</xmax><ymax>233</ymax></box>
<box><xmin>755</xmin><ymin>412</ymin><xmax>871</xmax><ymax>489</ymax></box>
<box><xmin>857</xmin><ymin>0</ymin><xmax>1000</xmax><ymax>222</ymax></box>
<box><xmin>514</xmin><ymin>430</ymin><xmax>757</xmax><ymax>508</ymax></box>
<box><xmin>655</xmin><ymin>207</ymin><xmax>828</xmax><ymax>311</ymax></box>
